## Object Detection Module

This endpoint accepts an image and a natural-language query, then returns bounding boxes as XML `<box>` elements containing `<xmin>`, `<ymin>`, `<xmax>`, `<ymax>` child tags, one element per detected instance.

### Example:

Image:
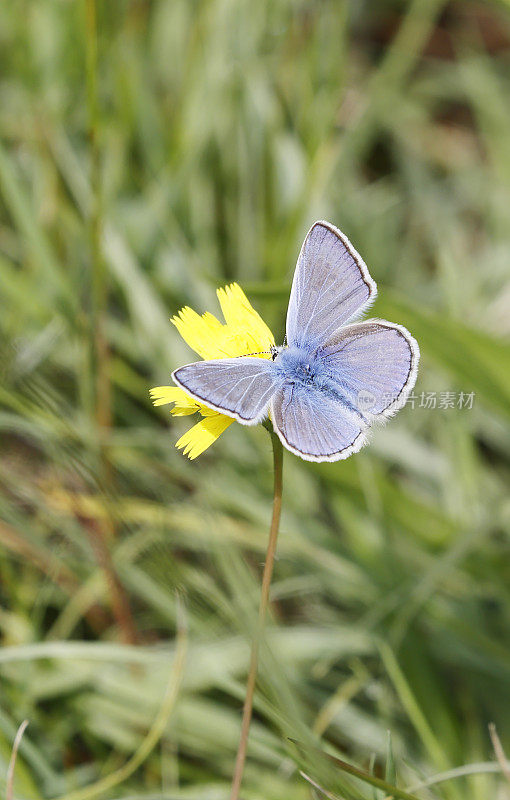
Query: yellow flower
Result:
<box><xmin>150</xmin><ymin>283</ymin><xmax>275</xmax><ymax>459</ymax></box>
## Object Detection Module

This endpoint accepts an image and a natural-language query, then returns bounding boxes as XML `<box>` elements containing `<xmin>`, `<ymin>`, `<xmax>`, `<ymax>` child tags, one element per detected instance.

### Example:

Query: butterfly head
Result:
<box><xmin>270</xmin><ymin>344</ymin><xmax>280</xmax><ymax>361</ymax></box>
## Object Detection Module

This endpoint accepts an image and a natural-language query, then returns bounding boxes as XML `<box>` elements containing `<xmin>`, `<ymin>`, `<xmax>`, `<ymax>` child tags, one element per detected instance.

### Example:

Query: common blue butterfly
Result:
<box><xmin>172</xmin><ymin>221</ymin><xmax>419</xmax><ymax>461</ymax></box>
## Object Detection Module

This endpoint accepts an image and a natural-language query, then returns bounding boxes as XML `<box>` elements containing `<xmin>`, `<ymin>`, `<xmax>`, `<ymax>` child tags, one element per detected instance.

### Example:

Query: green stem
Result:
<box><xmin>229</xmin><ymin>428</ymin><xmax>283</xmax><ymax>800</ymax></box>
<box><xmin>84</xmin><ymin>0</ymin><xmax>137</xmax><ymax>645</ymax></box>
<box><xmin>85</xmin><ymin>0</ymin><xmax>110</xmax><ymax>438</ymax></box>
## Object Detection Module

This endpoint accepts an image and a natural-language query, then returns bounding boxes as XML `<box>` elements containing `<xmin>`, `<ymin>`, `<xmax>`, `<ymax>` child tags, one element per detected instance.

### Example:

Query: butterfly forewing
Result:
<box><xmin>286</xmin><ymin>221</ymin><xmax>377</xmax><ymax>349</ymax></box>
<box><xmin>172</xmin><ymin>357</ymin><xmax>280</xmax><ymax>424</ymax></box>
<box><xmin>270</xmin><ymin>384</ymin><xmax>366</xmax><ymax>462</ymax></box>
<box><xmin>320</xmin><ymin>320</ymin><xmax>419</xmax><ymax>417</ymax></box>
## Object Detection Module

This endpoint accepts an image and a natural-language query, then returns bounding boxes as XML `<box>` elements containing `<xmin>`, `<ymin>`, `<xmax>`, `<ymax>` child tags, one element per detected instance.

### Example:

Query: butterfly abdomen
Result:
<box><xmin>273</xmin><ymin>343</ymin><xmax>369</xmax><ymax>424</ymax></box>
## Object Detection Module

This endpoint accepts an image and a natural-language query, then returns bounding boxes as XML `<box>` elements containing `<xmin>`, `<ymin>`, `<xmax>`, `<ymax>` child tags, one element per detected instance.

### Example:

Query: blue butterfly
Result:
<box><xmin>172</xmin><ymin>221</ymin><xmax>419</xmax><ymax>462</ymax></box>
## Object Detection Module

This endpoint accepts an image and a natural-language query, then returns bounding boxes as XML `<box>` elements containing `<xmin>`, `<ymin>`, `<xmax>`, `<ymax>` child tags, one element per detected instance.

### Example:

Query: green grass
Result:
<box><xmin>1</xmin><ymin>1</ymin><xmax>510</xmax><ymax>798</ymax></box>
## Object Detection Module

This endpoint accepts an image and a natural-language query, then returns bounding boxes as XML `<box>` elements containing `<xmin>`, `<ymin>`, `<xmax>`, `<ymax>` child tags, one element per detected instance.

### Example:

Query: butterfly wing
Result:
<box><xmin>172</xmin><ymin>357</ymin><xmax>280</xmax><ymax>425</ymax></box>
<box><xmin>286</xmin><ymin>221</ymin><xmax>377</xmax><ymax>349</ymax></box>
<box><xmin>320</xmin><ymin>320</ymin><xmax>419</xmax><ymax>417</ymax></box>
<box><xmin>271</xmin><ymin>383</ymin><xmax>366</xmax><ymax>462</ymax></box>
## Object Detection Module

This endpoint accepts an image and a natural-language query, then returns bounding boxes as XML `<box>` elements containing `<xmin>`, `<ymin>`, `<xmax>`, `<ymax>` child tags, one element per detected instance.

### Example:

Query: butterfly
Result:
<box><xmin>172</xmin><ymin>221</ymin><xmax>419</xmax><ymax>462</ymax></box>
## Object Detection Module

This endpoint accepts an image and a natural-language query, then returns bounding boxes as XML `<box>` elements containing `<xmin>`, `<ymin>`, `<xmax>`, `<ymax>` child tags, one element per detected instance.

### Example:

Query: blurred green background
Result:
<box><xmin>1</xmin><ymin>1</ymin><xmax>510</xmax><ymax>798</ymax></box>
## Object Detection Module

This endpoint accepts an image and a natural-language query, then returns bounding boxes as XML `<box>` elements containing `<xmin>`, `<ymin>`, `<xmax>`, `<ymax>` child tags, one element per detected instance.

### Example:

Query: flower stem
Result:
<box><xmin>229</xmin><ymin>427</ymin><xmax>283</xmax><ymax>800</ymax></box>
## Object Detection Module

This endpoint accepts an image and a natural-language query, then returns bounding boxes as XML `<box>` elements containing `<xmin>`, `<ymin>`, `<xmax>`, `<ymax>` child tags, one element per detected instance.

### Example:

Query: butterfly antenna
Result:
<box><xmin>235</xmin><ymin>351</ymin><xmax>272</xmax><ymax>357</ymax></box>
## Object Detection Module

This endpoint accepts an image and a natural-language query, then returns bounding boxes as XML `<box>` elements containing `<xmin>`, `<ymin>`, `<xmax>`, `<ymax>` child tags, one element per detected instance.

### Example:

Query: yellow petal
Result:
<box><xmin>150</xmin><ymin>386</ymin><xmax>189</xmax><ymax>406</ymax></box>
<box><xmin>171</xmin><ymin>307</ymin><xmax>225</xmax><ymax>360</ymax></box>
<box><xmin>169</xmin><ymin>406</ymin><xmax>199</xmax><ymax>417</ymax></box>
<box><xmin>150</xmin><ymin>386</ymin><xmax>200</xmax><ymax>416</ymax></box>
<box><xmin>216</xmin><ymin>283</ymin><xmax>275</xmax><ymax>357</ymax></box>
<box><xmin>176</xmin><ymin>413</ymin><xmax>234</xmax><ymax>459</ymax></box>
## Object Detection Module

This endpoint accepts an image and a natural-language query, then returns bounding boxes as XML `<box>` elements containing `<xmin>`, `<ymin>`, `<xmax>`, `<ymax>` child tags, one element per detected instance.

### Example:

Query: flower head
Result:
<box><xmin>151</xmin><ymin>284</ymin><xmax>274</xmax><ymax>459</ymax></box>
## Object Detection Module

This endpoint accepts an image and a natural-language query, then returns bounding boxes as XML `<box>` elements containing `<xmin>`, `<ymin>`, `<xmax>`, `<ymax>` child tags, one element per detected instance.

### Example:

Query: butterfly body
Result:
<box><xmin>274</xmin><ymin>346</ymin><xmax>327</xmax><ymax>389</ymax></box>
<box><xmin>172</xmin><ymin>221</ymin><xmax>419</xmax><ymax>462</ymax></box>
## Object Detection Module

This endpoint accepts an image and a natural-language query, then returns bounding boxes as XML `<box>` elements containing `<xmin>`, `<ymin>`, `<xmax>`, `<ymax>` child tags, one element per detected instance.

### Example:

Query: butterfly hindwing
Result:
<box><xmin>319</xmin><ymin>320</ymin><xmax>419</xmax><ymax>417</ymax></box>
<box><xmin>270</xmin><ymin>383</ymin><xmax>366</xmax><ymax>462</ymax></box>
<box><xmin>172</xmin><ymin>357</ymin><xmax>280</xmax><ymax>425</ymax></box>
<box><xmin>286</xmin><ymin>221</ymin><xmax>377</xmax><ymax>349</ymax></box>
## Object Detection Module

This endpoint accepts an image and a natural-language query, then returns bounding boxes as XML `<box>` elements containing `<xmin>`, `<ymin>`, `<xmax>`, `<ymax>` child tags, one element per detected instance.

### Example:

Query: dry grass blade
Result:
<box><xmin>489</xmin><ymin>723</ymin><xmax>510</xmax><ymax>785</ymax></box>
<box><xmin>6</xmin><ymin>720</ymin><xmax>29</xmax><ymax>800</ymax></box>
<box><xmin>406</xmin><ymin>761</ymin><xmax>510</xmax><ymax>793</ymax></box>
<box><xmin>300</xmin><ymin>771</ymin><xmax>347</xmax><ymax>800</ymax></box>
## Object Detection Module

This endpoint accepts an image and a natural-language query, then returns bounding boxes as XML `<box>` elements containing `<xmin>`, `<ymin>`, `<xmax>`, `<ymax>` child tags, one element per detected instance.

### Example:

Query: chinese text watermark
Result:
<box><xmin>356</xmin><ymin>390</ymin><xmax>475</xmax><ymax>413</ymax></box>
